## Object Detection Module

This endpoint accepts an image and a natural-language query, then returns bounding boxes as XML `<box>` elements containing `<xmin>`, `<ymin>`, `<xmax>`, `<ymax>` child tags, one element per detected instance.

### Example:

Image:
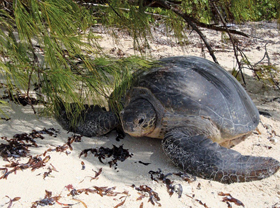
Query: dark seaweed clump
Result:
<box><xmin>79</xmin><ymin>145</ymin><xmax>133</xmax><ymax>169</ymax></box>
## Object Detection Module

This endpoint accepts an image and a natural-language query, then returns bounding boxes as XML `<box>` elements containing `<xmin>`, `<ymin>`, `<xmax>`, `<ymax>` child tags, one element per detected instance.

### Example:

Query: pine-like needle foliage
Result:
<box><xmin>0</xmin><ymin>0</ymin><xmax>151</xmax><ymax>118</ymax></box>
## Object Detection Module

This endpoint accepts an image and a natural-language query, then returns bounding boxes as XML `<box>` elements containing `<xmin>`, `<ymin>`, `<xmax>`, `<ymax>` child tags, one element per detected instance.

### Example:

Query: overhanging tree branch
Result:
<box><xmin>153</xmin><ymin>0</ymin><xmax>219</xmax><ymax>63</ymax></box>
<box><xmin>210</xmin><ymin>1</ymin><xmax>245</xmax><ymax>83</ymax></box>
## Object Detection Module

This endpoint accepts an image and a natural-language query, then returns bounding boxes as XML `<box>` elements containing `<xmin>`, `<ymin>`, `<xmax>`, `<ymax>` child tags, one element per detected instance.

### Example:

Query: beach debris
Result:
<box><xmin>71</xmin><ymin>198</ymin><xmax>88</xmax><ymax>208</ymax></box>
<box><xmin>79</xmin><ymin>145</ymin><xmax>133</xmax><ymax>169</ymax></box>
<box><xmin>261</xmin><ymin>123</ymin><xmax>280</xmax><ymax>143</ymax></box>
<box><xmin>67</xmin><ymin>185</ymin><xmax>128</xmax><ymax>198</ymax></box>
<box><xmin>2</xmin><ymin>196</ymin><xmax>21</xmax><ymax>208</ymax></box>
<box><xmin>253</xmin><ymin>143</ymin><xmax>272</xmax><ymax>149</ymax></box>
<box><xmin>43</xmin><ymin>134</ymin><xmax>82</xmax><ymax>156</ymax></box>
<box><xmin>0</xmin><ymin>117</ymin><xmax>11</xmax><ymax>121</ymax></box>
<box><xmin>132</xmin><ymin>184</ymin><xmax>161</xmax><ymax>207</ymax></box>
<box><xmin>81</xmin><ymin>161</ymin><xmax>85</xmax><ymax>170</ymax></box>
<box><xmin>0</xmin><ymin>136</ymin><xmax>31</xmax><ymax>159</ymax></box>
<box><xmin>272</xmin><ymin>202</ymin><xmax>280</xmax><ymax>208</ymax></box>
<box><xmin>79</xmin><ymin>168</ymin><xmax>103</xmax><ymax>184</ymax></box>
<box><xmin>218</xmin><ymin>192</ymin><xmax>244</xmax><ymax>207</ymax></box>
<box><xmin>65</xmin><ymin>185</ymin><xmax>128</xmax><ymax>208</ymax></box>
<box><xmin>0</xmin><ymin>128</ymin><xmax>58</xmax><ymax>160</ymax></box>
<box><xmin>31</xmin><ymin>190</ymin><xmax>73</xmax><ymax>208</ymax></box>
<box><xmin>0</xmin><ymin>83</ymin><xmax>43</xmax><ymax>107</ymax></box>
<box><xmin>92</xmin><ymin>168</ymin><xmax>103</xmax><ymax>180</ymax></box>
<box><xmin>186</xmin><ymin>194</ymin><xmax>209</xmax><ymax>208</ymax></box>
<box><xmin>195</xmin><ymin>199</ymin><xmax>209</xmax><ymax>208</ymax></box>
<box><xmin>115</xmin><ymin>129</ymin><xmax>125</xmax><ymax>141</ymax></box>
<box><xmin>114</xmin><ymin>197</ymin><xmax>127</xmax><ymax>208</ymax></box>
<box><xmin>0</xmin><ymin>128</ymin><xmax>59</xmax><ymax>179</ymax></box>
<box><xmin>0</xmin><ymin>155</ymin><xmax>51</xmax><ymax>179</ymax></box>
<box><xmin>173</xmin><ymin>171</ymin><xmax>197</xmax><ymax>183</ymax></box>
<box><xmin>67</xmin><ymin>134</ymin><xmax>82</xmax><ymax>150</ymax></box>
<box><xmin>138</xmin><ymin>161</ymin><xmax>151</xmax><ymax>166</ymax></box>
<box><xmin>149</xmin><ymin>169</ymin><xmax>183</xmax><ymax>198</ymax></box>
<box><xmin>42</xmin><ymin>164</ymin><xmax>58</xmax><ymax>179</ymax></box>
<box><xmin>1</xmin><ymin>92</ymin><xmax>40</xmax><ymax>106</ymax></box>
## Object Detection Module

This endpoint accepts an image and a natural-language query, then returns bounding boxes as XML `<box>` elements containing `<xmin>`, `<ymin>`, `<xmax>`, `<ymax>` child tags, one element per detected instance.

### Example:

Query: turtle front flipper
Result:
<box><xmin>162</xmin><ymin>128</ymin><xmax>280</xmax><ymax>184</ymax></box>
<box><xmin>55</xmin><ymin>101</ymin><xmax>119</xmax><ymax>137</ymax></box>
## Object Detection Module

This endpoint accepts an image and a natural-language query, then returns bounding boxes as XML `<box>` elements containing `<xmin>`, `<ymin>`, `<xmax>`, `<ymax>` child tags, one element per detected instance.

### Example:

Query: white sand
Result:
<box><xmin>0</xmin><ymin>21</ymin><xmax>280</xmax><ymax>208</ymax></box>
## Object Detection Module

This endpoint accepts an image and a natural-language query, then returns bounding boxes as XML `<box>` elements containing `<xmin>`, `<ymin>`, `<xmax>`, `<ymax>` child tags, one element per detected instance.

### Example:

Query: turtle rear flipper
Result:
<box><xmin>56</xmin><ymin>101</ymin><xmax>119</xmax><ymax>137</ymax></box>
<box><xmin>162</xmin><ymin>128</ymin><xmax>280</xmax><ymax>184</ymax></box>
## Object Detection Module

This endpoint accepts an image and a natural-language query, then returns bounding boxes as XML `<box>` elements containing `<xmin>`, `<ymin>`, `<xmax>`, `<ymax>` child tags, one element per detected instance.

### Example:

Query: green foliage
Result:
<box><xmin>252</xmin><ymin>0</ymin><xmax>279</xmax><ymax>20</ymax></box>
<box><xmin>0</xmin><ymin>0</ymin><xmax>151</xmax><ymax>118</ymax></box>
<box><xmin>255</xmin><ymin>64</ymin><xmax>280</xmax><ymax>86</ymax></box>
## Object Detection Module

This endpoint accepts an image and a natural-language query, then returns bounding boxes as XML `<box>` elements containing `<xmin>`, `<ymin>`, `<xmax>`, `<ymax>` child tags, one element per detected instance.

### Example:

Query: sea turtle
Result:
<box><xmin>56</xmin><ymin>56</ymin><xmax>280</xmax><ymax>184</ymax></box>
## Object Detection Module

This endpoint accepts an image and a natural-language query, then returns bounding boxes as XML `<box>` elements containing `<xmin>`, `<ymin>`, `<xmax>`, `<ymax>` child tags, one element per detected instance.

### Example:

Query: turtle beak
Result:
<box><xmin>119</xmin><ymin>109</ymin><xmax>136</xmax><ymax>135</ymax></box>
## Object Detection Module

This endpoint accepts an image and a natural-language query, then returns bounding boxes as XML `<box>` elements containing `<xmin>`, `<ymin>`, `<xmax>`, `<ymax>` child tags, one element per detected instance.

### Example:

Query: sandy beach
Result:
<box><xmin>0</xmin><ymin>21</ymin><xmax>280</xmax><ymax>208</ymax></box>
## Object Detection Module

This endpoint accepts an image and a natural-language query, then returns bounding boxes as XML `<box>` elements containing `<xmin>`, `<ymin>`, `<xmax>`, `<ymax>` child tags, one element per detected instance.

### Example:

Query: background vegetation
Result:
<box><xmin>0</xmin><ymin>0</ymin><xmax>279</xmax><ymax>118</ymax></box>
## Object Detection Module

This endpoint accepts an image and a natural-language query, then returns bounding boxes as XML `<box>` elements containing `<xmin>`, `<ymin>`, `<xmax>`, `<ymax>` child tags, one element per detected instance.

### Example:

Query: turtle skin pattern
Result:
<box><xmin>163</xmin><ymin>128</ymin><xmax>279</xmax><ymax>183</ymax></box>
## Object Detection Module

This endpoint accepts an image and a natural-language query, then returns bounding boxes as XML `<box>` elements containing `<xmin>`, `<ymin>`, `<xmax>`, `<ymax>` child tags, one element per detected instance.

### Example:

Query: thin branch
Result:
<box><xmin>79</xmin><ymin>1</ymin><xmax>249</xmax><ymax>37</ymax></box>
<box><xmin>237</xmin><ymin>48</ymin><xmax>260</xmax><ymax>80</ymax></box>
<box><xmin>211</xmin><ymin>1</ymin><xmax>246</xmax><ymax>83</ymax></box>
<box><xmin>188</xmin><ymin>17</ymin><xmax>249</xmax><ymax>38</ymax></box>
<box><xmin>27</xmin><ymin>37</ymin><xmax>39</xmax><ymax>114</ymax></box>
<box><xmin>80</xmin><ymin>2</ymin><xmax>168</xmax><ymax>18</ymax></box>
<box><xmin>263</xmin><ymin>44</ymin><xmax>280</xmax><ymax>90</ymax></box>
<box><xmin>154</xmin><ymin>0</ymin><xmax>219</xmax><ymax>64</ymax></box>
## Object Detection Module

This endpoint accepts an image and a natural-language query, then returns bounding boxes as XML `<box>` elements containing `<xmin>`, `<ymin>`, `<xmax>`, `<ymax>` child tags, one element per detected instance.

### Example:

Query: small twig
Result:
<box><xmin>81</xmin><ymin>2</ymin><xmax>168</xmax><ymax>18</ymax></box>
<box><xmin>237</xmin><ymin>48</ymin><xmax>260</xmax><ymax>80</ymax></box>
<box><xmin>211</xmin><ymin>1</ymin><xmax>245</xmax><ymax>83</ymax></box>
<box><xmin>254</xmin><ymin>43</ymin><xmax>269</xmax><ymax>66</ymax></box>
<box><xmin>264</xmin><ymin>44</ymin><xmax>280</xmax><ymax>90</ymax></box>
<box><xmin>27</xmin><ymin>37</ymin><xmax>39</xmax><ymax>114</ymax></box>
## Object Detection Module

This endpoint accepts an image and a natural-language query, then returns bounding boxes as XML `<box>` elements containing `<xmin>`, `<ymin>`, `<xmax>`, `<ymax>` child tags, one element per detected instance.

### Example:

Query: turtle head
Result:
<box><xmin>120</xmin><ymin>99</ymin><xmax>157</xmax><ymax>137</ymax></box>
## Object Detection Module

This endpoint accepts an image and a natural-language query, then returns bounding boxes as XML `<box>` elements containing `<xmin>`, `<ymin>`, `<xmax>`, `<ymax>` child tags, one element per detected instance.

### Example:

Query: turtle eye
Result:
<box><xmin>138</xmin><ymin>118</ymin><xmax>144</xmax><ymax>124</ymax></box>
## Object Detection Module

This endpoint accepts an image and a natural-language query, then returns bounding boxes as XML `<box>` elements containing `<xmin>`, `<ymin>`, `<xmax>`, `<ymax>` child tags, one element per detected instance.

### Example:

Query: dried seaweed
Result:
<box><xmin>1</xmin><ymin>90</ymin><xmax>42</xmax><ymax>106</ymax></box>
<box><xmin>0</xmin><ymin>128</ymin><xmax>59</xmax><ymax>160</ymax></box>
<box><xmin>31</xmin><ymin>190</ymin><xmax>70</xmax><ymax>208</ymax></box>
<box><xmin>4</xmin><ymin>196</ymin><xmax>21</xmax><ymax>208</ymax></box>
<box><xmin>0</xmin><ymin>155</ymin><xmax>51</xmax><ymax>179</ymax></box>
<box><xmin>115</xmin><ymin>129</ymin><xmax>125</xmax><ymax>141</ymax></box>
<box><xmin>138</xmin><ymin>161</ymin><xmax>150</xmax><ymax>166</ymax></box>
<box><xmin>186</xmin><ymin>194</ymin><xmax>209</xmax><ymax>208</ymax></box>
<box><xmin>0</xmin><ymin>117</ymin><xmax>11</xmax><ymax>121</ymax></box>
<box><xmin>79</xmin><ymin>145</ymin><xmax>133</xmax><ymax>169</ymax></box>
<box><xmin>67</xmin><ymin>185</ymin><xmax>128</xmax><ymax>198</ymax></box>
<box><xmin>218</xmin><ymin>192</ymin><xmax>244</xmax><ymax>207</ymax></box>
<box><xmin>0</xmin><ymin>137</ymin><xmax>30</xmax><ymax>159</ymax></box>
<box><xmin>132</xmin><ymin>184</ymin><xmax>161</xmax><ymax>207</ymax></box>
<box><xmin>42</xmin><ymin>164</ymin><xmax>58</xmax><ymax>179</ymax></box>
<box><xmin>114</xmin><ymin>197</ymin><xmax>126</xmax><ymax>208</ymax></box>
<box><xmin>79</xmin><ymin>168</ymin><xmax>103</xmax><ymax>183</ymax></box>
<box><xmin>67</xmin><ymin>135</ymin><xmax>82</xmax><ymax>151</ymax></box>
<box><xmin>92</xmin><ymin>168</ymin><xmax>102</xmax><ymax>180</ymax></box>
<box><xmin>43</xmin><ymin>134</ymin><xmax>82</xmax><ymax>156</ymax></box>
<box><xmin>173</xmin><ymin>171</ymin><xmax>196</xmax><ymax>183</ymax></box>
<box><xmin>149</xmin><ymin>169</ymin><xmax>183</xmax><ymax>198</ymax></box>
<box><xmin>195</xmin><ymin>199</ymin><xmax>209</xmax><ymax>208</ymax></box>
<box><xmin>81</xmin><ymin>161</ymin><xmax>85</xmax><ymax>170</ymax></box>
